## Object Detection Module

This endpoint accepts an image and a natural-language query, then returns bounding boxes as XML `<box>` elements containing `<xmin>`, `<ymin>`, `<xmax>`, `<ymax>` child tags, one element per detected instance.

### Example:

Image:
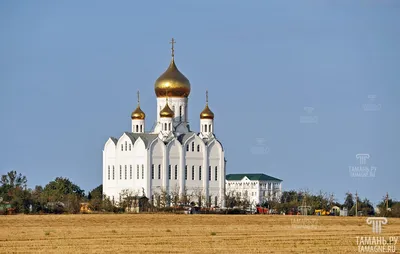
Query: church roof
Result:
<box><xmin>123</xmin><ymin>132</ymin><xmax>158</xmax><ymax>148</ymax></box>
<box><xmin>112</xmin><ymin>131</ymin><xmax>222</xmax><ymax>150</ymax></box>
<box><xmin>226</xmin><ymin>173</ymin><xmax>282</xmax><ymax>182</ymax></box>
<box><xmin>177</xmin><ymin>132</ymin><xmax>196</xmax><ymax>145</ymax></box>
<box><xmin>110</xmin><ymin>137</ymin><xmax>118</xmax><ymax>145</ymax></box>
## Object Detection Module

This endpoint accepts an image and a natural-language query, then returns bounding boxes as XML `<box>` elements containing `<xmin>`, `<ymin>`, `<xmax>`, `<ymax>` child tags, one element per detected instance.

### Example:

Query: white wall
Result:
<box><xmin>226</xmin><ymin>179</ymin><xmax>283</xmax><ymax>207</ymax></box>
<box><xmin>103</xmin><ymin>133</ymin><xmax>225</xmax><ymax>207</ymax></box>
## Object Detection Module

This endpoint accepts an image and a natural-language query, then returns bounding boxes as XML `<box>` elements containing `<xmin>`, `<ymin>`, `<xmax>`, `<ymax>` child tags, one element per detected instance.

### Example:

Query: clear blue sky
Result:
<box><xmin>1</xmin><ymin>1</ymin><xmax>399</xmax><ymax>205</ymax></box>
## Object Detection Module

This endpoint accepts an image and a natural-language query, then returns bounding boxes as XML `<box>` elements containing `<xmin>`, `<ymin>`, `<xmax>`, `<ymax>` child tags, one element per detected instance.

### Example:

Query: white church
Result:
<box><xmin>102</xmin><ymin>39</ymin><xmax>226</xmax><ymax>207</ymax></box>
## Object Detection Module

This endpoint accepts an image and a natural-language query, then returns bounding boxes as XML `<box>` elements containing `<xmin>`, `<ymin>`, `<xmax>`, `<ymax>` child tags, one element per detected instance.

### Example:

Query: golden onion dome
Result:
<box><xmin>160</xmin><ymin>102</ymin><xmax>174</xmax><ymax>118</ymax></box>
<box><xmin>200</xmin><ymin>90</ymin><xmax>214</xmax><ymax>119</ymax></box>
<box><xmin>131</xmin><ymin>106</ymin><xmax>145</xmax><ymax>120</ymax></box>
<box><xmin>200</xmin><ymin>104</ymin><xmax>214</xmax><ymax>119</ymax></box>
<box><xmin>154</xmin><ymin>57</ymin><xmax>191</xmax><ymax>98</ymax></box>
<box><xmin>131</xmin><ymin>91</ymin><xmax>145</xmax><ymax>120</ymax></box>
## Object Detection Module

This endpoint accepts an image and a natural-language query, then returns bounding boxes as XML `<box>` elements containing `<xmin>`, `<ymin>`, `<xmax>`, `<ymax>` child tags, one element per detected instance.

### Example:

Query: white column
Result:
<box><xmin>203</xmin><ymin>145</ymin><xmax>209</xmax><ymax>206</ymax></box>
<box><xmin>220</xmin><ymin>152</ymin><xmax>226</xmax><ymax>207</ymax></box>
<box><xmin>162</xmin><ymin>145</ymin><xmax>168</xmax><ymax>192</ymax></box>
<box><xmin>146</xmin><ymin>150</ymin><xmax>151</xmax><ymax>199</ymax></box>
<box><xmin>179</xmin><ymin>149</ymin><xmax>185</xmax><ymax>197</ymax></box>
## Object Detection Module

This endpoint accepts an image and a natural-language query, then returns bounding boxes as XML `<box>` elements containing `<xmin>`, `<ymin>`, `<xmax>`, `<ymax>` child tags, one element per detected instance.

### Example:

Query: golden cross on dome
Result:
<box><xmin>206</xmin><ymin>90</ymin><xmax>209</xmax><ymax>105</ymax></box>
<box><xmin>137</xmin><ymin>90</ymin><xmax>140</xmax><ymax>105</ymax></box>
<box><xmin>170</xmin><ymin>38</ymin><xmax>176</xmax><ymax>58</ymax></box>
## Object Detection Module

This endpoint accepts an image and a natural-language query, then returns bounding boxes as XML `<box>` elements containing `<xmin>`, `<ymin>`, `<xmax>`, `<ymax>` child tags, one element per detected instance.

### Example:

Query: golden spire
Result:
<box><xmin>170</xmin><ymin>38</ymin><xmax>176</xmax><ymax>58</ymax></box>
<box><xmin>154</xmin><ymin>38</ymin><xmax>191</xmax><ymax>98</ymax></box>
<box><xmin>131</xmin><ymin>90</ymin><xmax>145</xmax><ymax>120</ymax></box>
<box><xmin>200</xmin><ymin>90</ymin><xmax>214</xmax><ymax>119</ymax></box>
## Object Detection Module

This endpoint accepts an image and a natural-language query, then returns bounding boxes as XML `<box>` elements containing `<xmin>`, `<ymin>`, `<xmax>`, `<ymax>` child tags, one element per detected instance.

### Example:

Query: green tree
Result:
<box><xmin>344</xmin><ymin>192</ymin><xmax>354</xmax><ymax>210</ymax></box>
<box><xmin>41</xmin><ymin>177</ymin><xmax>84</xmax><ymax>213</ymax></box>
<box><xmin>30</xmin><ymin>185</ymin><xmax>44</xmax><ymax>213</ymax></box>
<box><xmin>0</xmin><ymin>170</ymin><xmax>31</xmax><ymax>213</ymax></box>
<box><xmin>88</xmin><ymin>184</ymin><xmax>103</xmax><ymax>211</ymax></box>
<box><xmin>0</xmin><ymin>170</ymin><xmax>28</xmax><ymax>201</ymax></box>
<box><xmin>360</xmin><ymin>198</ymin><xmax>374</xmax><ymax>216</ymax></box>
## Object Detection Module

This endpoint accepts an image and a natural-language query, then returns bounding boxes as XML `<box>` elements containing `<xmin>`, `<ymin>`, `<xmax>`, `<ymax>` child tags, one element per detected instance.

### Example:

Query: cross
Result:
<box><xmin>170</xmin><ymin>38</ymin><xmax>176</xmax><ymax>57</ymax></box>
<box><xmin>137</xmin><ymin>90</ymin><xmax>140</xmax><ymax>105</ymax></box>
<box><xmin>206</xmin><ymin>90</ymin><xmax>209</xmax><ymax>104</ymax></box>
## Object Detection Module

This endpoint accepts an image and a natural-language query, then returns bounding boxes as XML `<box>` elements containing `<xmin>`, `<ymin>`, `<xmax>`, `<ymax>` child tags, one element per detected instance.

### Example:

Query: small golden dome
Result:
<box><xmin>131</xmin><ymin>90</ymin><xmax>145</xmax><ymax>120</ymax></box>
<box><xmin>200</xmin><ymin>104</ymin><xmax>214</xmax><ymax>119</ymax></box>
<box><xmin>200</xmin><ymin>90</ymin><xmax>214</xmax><ymax>119</ymax></box>
<box><xmin>160</xmin><ymin>102</ymin><xmax>174</xmax><ymax>118</ymax></box>
<box><xmin>131</xmin><ymin>106</ymin><xmax>145</xmax><ymax>120</ymax></box>
<box><xmin>154</xmin><ymin>57</ymin><xmax>191</xmax><ymax>98</ymax></box>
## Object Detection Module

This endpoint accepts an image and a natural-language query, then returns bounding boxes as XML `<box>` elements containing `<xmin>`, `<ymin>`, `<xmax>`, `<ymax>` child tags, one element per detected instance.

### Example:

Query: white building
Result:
<box><xmin>225</xmin><ymin>174</ymin><xmax>282</xmax><ymax>207</ymax></box>
<box><xmin>102</xmin><ymin>39</ymin><xmax>226</xmax><ymax>207</ymax></box>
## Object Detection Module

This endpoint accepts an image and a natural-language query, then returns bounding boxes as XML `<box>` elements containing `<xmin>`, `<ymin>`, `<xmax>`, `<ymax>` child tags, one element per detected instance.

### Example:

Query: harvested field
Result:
<box><xmin>0</xmin><ymin>214</ymin><xmax>399</xmax><ymax>253</ymax></box>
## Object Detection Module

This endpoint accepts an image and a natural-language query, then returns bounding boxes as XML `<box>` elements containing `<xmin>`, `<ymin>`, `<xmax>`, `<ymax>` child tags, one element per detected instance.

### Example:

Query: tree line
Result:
<box><xmin>0</xmin><ymin>170</ymin><xmax>398</xmax><ymax>216</ymax></box>
<box><xmin>0</xmin><ymin>170</ymin><xmax>112</xmax><ymax>214</ymax></box>
<box><xmin>259</xmin><ymin>190</ymin><xmax>399</xmax><ymax>217</ymax></box>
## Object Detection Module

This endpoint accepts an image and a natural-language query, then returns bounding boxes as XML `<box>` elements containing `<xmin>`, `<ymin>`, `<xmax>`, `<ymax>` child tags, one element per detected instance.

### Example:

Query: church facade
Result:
<box><xmin>102</xmin><ymin>39</ymin><xmax>225</xmax><ymax>207</ymax></box>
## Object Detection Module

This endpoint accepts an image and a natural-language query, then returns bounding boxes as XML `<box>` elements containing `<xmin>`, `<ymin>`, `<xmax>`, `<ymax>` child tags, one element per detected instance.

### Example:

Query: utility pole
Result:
<box><xmin>355</xmin><ymin>191</ymin><xmax>358</xmax><ymax>217</ymax></box>
<box><xmin>386</xmin><ymin>192</ymin><xmax>389</xmax><ymax>212</ymax></box>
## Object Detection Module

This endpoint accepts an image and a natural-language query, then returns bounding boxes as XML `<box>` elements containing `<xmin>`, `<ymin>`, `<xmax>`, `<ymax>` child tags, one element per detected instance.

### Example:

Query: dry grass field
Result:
<box><xmin>0</xmin><ymin>214</ymin><xmax>399</xmax><ymax>253</ymax></box>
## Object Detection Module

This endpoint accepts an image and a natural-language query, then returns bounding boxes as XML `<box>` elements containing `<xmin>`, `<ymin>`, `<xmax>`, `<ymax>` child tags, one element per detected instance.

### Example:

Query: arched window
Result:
<box><xmin>174</xmin><ymin>165</ymin><xmax>178</xmax><ymax>180</ymax></box>
<box><xmin>197</xmin><ymin>145</ymin><xmax>200</xmax><ymax>152</ymax></box>
<box><xmin>186</xmin><ymin>144</ymin><xmax>189</xmax><ymax>151</ymax></box>
<box><xmin>140</xmin><ymin>125</ymin><xmax>143</xmax><ymax>132</ymax></box>
<box><xmin>192</xmin><ymin>166</ymin><xmax>195</xmax><ymax>180</ymax></box>
<box><xmin>215</xmin><ymin>166</ymin><xmax>218</xmax><ymax>181</ymax></box>
<box><xmin>151</xmin><ymin>164</ymin><xmax>154</xmax><ymax>179</ymax></box>
<box><xmin>209</xmin><ymin>124</ymin><xmax>212</xmax><ymax>132</ymax></box>
<box><xmin>137</xmin><ymin>165</ymin><xmax>139</xmax><ymax>179</ymax></box>
<box><xmin>158</xmin><ymin>165</ymin><xmax>161</xmax><ymax>179</ymax></box>
<box><xmin>136</xmin><ymin>125</ymin><xmax>138</xmax><ymax>132</ymax></box>
<box><xmin>168</xmin><ymin>165</ymin><xmax>171</xmax><ymax>180</ymax></box>
<box><xmin>125</xmin><ymin>141</ymin><xmax>127</xmax><ymax>151</ymax></box>
<box><xmin>142</xmin><ymin>164</ymin><xmax>144</xmax><ymax>179</ymax></box>
<box><xmin>108</xmin><ymin>166</ymin><xmax>110</xmax><ymax>180</ymax></box>
<box><xmin>112</xmin><ymin>166</ymin><xmax>115</xmax><ymax>180</ymax></box>
<box><xmin>208</xmin><ymin>166</ymin><xmax>211</xmax><ymax>181</ymax></box>
<box><xmin>164</xmin><ymin>123</ymin><xmax>167</xmax><ymax>130</ymax></box>
<box><xmin>179</xmin><ymin>106</ymin><xmax>182</xmax><ymax>121</ymax></box>
<box><xmin>119</xmin><ymin>167</ymin><xmax>122</xmax><ymax>180</ymax></box>
<box><xmin>205</xmin><ymin>125</ymin><xmax>208</xmax><ymax>132</ymax></box>
<box><xmin>191</xmin><ymin>142</ymin><xmax>194</xmax><ymax>152</ymax></box>
<box><xmin>169</xmin><ymin>123</ymin><xmax>171</xmax><ymax>131</ymax></box>
<box><xmin>185</xmin><ymin>165</ymin><xmax>187</xmax><ymax>180</ymax></box>
<box><xmin>121</xmin><ymin>144</ymin><xmax>123</xmax><ymax>151</ymax></box>
<box><xmin>130</xmin><ymin>165</ymin><xmax>132</xmax><ymax>179</ymax></box>
<box><xmin>124</xmin><ymin>165</ymin><xmax>127</xmax><ymax>180</ymax></box>
<box><xmin>199</xmin><ymin>166</ymin><xmax>202</xmax><ymax>180</ymax></box>
<box><xmin>129</xmin><ymin>144</ymin><xmax>131</xmax><ymax>151</ymax></box>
